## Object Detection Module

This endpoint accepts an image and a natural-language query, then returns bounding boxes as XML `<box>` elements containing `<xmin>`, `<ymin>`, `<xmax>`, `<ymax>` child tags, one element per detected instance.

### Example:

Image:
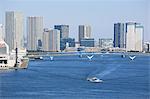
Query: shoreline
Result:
<box><xmin>27</xmin><ymin>51</ymin><xmax>150</xmax><ymax>57</ymax></box>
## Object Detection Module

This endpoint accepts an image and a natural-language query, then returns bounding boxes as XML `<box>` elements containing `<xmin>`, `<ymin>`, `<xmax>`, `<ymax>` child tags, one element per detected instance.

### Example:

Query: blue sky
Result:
<box><xmin>0</xmin><ymin>0</ymin><xmax>149</xmax><ymax>41</ymax></box>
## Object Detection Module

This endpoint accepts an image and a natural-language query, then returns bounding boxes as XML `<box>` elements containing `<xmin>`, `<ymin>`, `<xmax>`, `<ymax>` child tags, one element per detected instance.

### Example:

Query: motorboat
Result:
<box><xmin>34</xmin><ymin>56</ymin><xmax>43</xmax><ymax>60</ymax></box>
<box><xmin>129</xmin><ymin>56</ymin><xmax>136</xmax><ymax>60</ymax></box>
<box><xmin>121</xmin><ymin>54</ymin><xmax>125</xmax><ymax>58</ymax></box>
<box><xmin>87</xmin><ymin>55</ymin><xmax>94</xmax><ymax>60</ymax></box>
<box><xmin>87</xmin><ymin>77</ymin><xmax>103</xmax><ymax>83</ymax></box>
<box><xmin>50</xmin><ymin>56</ymin><xmax>54</xmax><ymax>61</ymax></box>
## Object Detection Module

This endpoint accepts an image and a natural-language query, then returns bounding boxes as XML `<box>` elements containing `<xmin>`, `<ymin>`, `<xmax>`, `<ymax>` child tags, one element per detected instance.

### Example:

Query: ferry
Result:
<box><xmin>0</xmin><ymin>40</ymin><xmax>29</xmax><ymax>70</ymax></box>
<box><xmin>0</xmin><ymin>55</ymin><xmax>15</xmax><ymax>70</ymax></box>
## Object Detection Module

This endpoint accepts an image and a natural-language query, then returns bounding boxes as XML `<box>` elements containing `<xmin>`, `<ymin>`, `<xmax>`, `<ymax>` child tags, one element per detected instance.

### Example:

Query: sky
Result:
<box><xmin>0</xmin><ymin>0</ymin><xmax>149</xmax><ymax>41</ymax></box>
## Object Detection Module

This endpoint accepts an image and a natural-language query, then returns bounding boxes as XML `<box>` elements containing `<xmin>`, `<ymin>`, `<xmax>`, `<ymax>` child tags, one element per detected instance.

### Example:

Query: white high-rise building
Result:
<box><xmin>27</xmin><ymin>16</ymin><xmax>43</xmax><ymax>51</ymax></box>
<box><xmin>43</xmin><ymin>29</ymin><xmax>60</xmax><ymax>52</ymax></box>
<box><xmin>135</xmin><ymin>24</ymin><xmax>143</xmax><ymax>51</ymax></box>
<box><xmin>79</xmin><ymin>25</ymin><xmax>91</xmax><ymax>42</ymax></box>
<box><xmin>0</xmin><ymin>24</ymin><xmax>5</xmax><ymax>40</ymax></box>
<box><xmin>5</xmin><ymin>11</ymin><xmax>24</xmax><ymax>50</ymax></box>
<box><xmin>126</xmin><ymin>22</ymin><xmax>143</xmax><ymax>52</ymax></box>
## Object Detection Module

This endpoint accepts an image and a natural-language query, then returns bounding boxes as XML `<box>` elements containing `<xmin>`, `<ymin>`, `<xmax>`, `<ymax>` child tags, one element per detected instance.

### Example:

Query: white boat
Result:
<box><xmin>87</xmin><ymin>55</ymin><xmax>94</xmax><ymax>60</ymax></box>
<box><xmin>33</xmin><ymin>56</ymin><xmax>43</xmax><ymax>60</ymax></box>
<box><xmin>87</xmin><ymin>77</ymin><xmax>103</xmax><ymax>83</ymax></box>
<box><xmin>10</xmin><ymin>48</ymin><xmax>29</xmax><ymax>69</ymax></box>
<box><xmin>129</xmin><ymin>56</ymin><xmax>136</xmax><ymax>60</ymax></box>
<box><xmin>0</xmin><ymin>39</ymin><xmax>29</xmax><ymax>70</ymax></box>
<box><xmin>0</xmin><ymin>40</ymin><xmax>15</xmax><ymax>70</ymax></box>
<box><xmin>105</xmin><ymin>52</ymin><xmax>110</xmax><ymax>54</ymax></box>
<box><xmin>50</xmin><ymin>56</ymin><xmax>54</xmax><ymax>61</ymax></box>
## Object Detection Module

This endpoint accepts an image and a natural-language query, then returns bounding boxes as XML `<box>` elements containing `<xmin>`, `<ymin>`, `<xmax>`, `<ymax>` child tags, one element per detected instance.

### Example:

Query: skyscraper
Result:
<box><xmin>27</xmin><ymin>16</ymin><xmax>43</xmax><ymax>51</ymax></box>
<box><xmin>43</xmin><ymin>29</ymin><xmax>60</xmax><ymax>52</ymax></box>
<box><xmin>0</xmin><ymin>24</ymin><xmax>5</xmax><ymax>40</ymax></box>
<box><xmin>5</xmin><ymin>11</ymin><xmax>24</xmax><ymax>50</ymax></box>
<box><xmin>54</xmin><ymin>25</ymin><xmax>69</xmax><ymax>39</ymax></box>
<box><xmin>78</xmin><ymin>25</ymin><xmax>91</xmax><ymax>42</ymax></box>
<box><xmin>114</xmin><ymin>23</ymin><xmax>125</xmax><ymax>48</ymax></box>
<box><xmin>126</xmin><ymin>22</ymin><xmax>143</xmax><ymax>52</ymax></box>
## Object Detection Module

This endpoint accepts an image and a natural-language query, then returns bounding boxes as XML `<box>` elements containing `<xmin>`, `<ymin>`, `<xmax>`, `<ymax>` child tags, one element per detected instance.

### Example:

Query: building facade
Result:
<box><xmin>5</xmin><ymin>11</ymin><xmax>24</xmax><ymax>51</ymax></box>
<box><xmin>27</xmin><ymin>16</ymin><xmax>43</xmax><ymax>51</ymax></box>
<box><xmin>99</xmin><ymin>38</ymin><xmax>113</xmax><ymax>48</ymax></box>
<box><xmin>78</xmin><ymin>25</ymin><xmax>91</xmax><ymax>42</ymax></box>
<box><xmin>126</xmin><ymin>22</ymin><xmax>143</xmax><ymax>52</ymax></box>
<box><xmin>0</xmin><ymin>24</ymin><xmax>5</xmax><ymax>40</ymax></box>
<box><xmin>144</xmin><ymin>42</ymin><xmax>150</xmax><ymax>52</ymax></box>
<box><xmin>54</xmin><ymin>25</ymin><xmax>69</xmax><ymax>39</ymax></box>
<box><xmin>43</xmin><ymin>29</ymin><xmax>60</xmax><ymax>52</ymax></box>
<box><xmin>60</xmin><ymin>38</ymin><xmax>75</xmax><ymax>51</ymax></box>
<box><xmin>80</xmin><ymin>38</ymin><xmax>94</xmax><ymax>47</ymax></box>
<box><xmin>114</xmin><ymin>23</ymin><xmax>125</xmax><ymax>48</ymax></box>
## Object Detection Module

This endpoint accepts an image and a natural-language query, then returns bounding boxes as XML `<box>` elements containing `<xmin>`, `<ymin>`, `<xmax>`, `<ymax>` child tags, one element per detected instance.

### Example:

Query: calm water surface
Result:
<box><xmin>0</xmin><ymin>54</ymin><xmax>150</xmax><ymax>99</ymax></box>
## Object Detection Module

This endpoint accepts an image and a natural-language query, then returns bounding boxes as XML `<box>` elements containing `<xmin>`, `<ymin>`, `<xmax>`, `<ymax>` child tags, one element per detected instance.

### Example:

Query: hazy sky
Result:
<box><xmin>0</xmin><ymin>0</ymin><xmax>149</xmax><ymax>41</ymax></box>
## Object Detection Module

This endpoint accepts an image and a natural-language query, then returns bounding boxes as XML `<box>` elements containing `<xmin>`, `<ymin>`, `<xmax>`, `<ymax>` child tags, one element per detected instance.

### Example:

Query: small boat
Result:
<box><xmin>121</xmin><ymin>54</ymin><xmax>125</xmax><ymax>58</ymax></box>
<box><xmin>87</xmin><ymin>77</ymin><xmax>103</xmax><ymax>83</ymax></box>
<box><xmin>129</xmin><ymin>56</ymin><xmax>136</xmax><ymax>60</ymax></box>
<box><xmin>87</xmin><ymin>55</ymin><xmax>94</xmax><ymax>60</ymax></box>
<box><xmin>34</xmin><ymin>56</ymin><xmax>43</xmax><ymax>60</ymax></box>
<box><xmin>50</xmin><ymin>56</ymin><xmax>54</xmax><ymax>61</ymax></box>
<box><xmin>105</xmin><ymin>52</ymin><xmax>110</xmax><ymax>54</ymax></box>
<box><xmin>79</xmin><ymin>54</ymin><xmax>83</xmax><ymax>58</ymax></box>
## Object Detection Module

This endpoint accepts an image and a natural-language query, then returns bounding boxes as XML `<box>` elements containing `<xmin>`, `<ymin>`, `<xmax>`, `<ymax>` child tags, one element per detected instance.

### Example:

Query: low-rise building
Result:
<box><xmin>80</xmin><ymin>38</ymin><xmax>95</xmax><ymax>47</ymax></box>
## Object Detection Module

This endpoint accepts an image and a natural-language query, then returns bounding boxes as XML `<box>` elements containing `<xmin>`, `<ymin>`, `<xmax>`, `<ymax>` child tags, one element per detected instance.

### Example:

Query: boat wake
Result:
<box><xmin>87</xmin><ymin>64</ymin><xmax>120</xmax><ymax>79</ymax></box>
<box><xmin>95</xmin><ymin>65</ymin><xmax>120</xmax><ymax>78</ymax></box>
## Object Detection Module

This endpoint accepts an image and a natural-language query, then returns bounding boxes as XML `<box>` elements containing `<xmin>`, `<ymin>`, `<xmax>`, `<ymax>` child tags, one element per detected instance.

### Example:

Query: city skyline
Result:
<box><xmin>0</xmin><ymin>0</ymin><xmax>149</xmax><ymax>41</ymax></box>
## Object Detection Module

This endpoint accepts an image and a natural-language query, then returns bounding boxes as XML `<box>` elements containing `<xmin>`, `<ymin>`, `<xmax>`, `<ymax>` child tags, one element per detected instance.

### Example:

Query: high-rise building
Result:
<box><xmin>114</xmin><ymin>23</ymin><xmax>125</xmax><ymax>48</ymax></box>
<box><xmin>5</xmin><ymin>11</ymin><xmax>24</xmax><ymax>50</ymax></box>
<box><xmin>54</xmin><ymin>25</ymin><xmax>69</xmax><ymax>39</ymax></box>
<box><xmin>43</xmin><ymin>29</ymin><xmax>60</xmax><ymax>52</ymax></box>
<box><xmin>99</xmin><ymin>38</ymin><xmax>113</xmax><ymax>48</ymax></box>
<box><xmin>0</xmin><ymin>24</ymin><xmax>5</xmax><ymax>40</ymax></box>
<box><xmin>78</xmin><ymin>25</ymin><xmax>91</xmax><ymax>42</ymax></box>
<box><xmin>126</xmin><ymin>22</ymin><xmax>143</xmax><ymax>52</ymax></box>
<box><xmin>27</xmin><ymin>16</ymin><xmax>43</xmax><ymax>51</ymax></box>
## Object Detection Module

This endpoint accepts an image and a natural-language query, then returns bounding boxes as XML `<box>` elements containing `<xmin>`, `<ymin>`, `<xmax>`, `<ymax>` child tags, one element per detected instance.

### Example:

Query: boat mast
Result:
<box><xmin>14</xmin><ymin>42</ymin><xmax>18</xmax><ymax>70</ymax></box>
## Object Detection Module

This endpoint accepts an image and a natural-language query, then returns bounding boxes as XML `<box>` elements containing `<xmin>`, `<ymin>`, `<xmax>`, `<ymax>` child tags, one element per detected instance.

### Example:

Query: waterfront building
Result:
<box><xmin>80</xmin><ymin>38</ymin><xmax>94</xmax><ymax>47</ymax></box>
<box><xmin>126</xmin><ymin>22</ymin><xmax>143</xmax><ymax>52</ymax></box>
<box><xmin>114</xmin><ymin>23</ymin><xmax>126</xmax><ymax>48</ymax></box>
<box><xmin>143</xmin><ymin>42</ymin><xmax>150</xmax><ymax>52</ymax></box>
<box><xmin>99</xmin><ymin>38</ymin><xmax>113</xmax><ymax>48</ymax></box>
<box><xmin>60</xmin><ymin>38</ymin><xmax>75</xmax><ymax>51</ymax></box>
<box><xmin>78</xmin><ymin>25</ymin><xmax>91</xmax><ymax>42</ymax></box>
<box><xmin>0</xmin><ymin>24</ymin><xmax>5</xmax><ymax>40</ymax></box>
<box><xmin>27</xmin><ymin>16</ymin><xmax>43</xmax><ymax>51</ymax></box>
<box><xmin>5</xmin><ymin>11</ymin><xmax>24</xmax><ymax>51</ymax></box>
<box><xmin>43</xmin><ymin>29</ymin><xmax>60</xmax><ymax>52</ymax></box>
<box><xmin>54</xmin><ymin>25</ymin><xmax>69</xmax><ymax>39</ymax></box>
